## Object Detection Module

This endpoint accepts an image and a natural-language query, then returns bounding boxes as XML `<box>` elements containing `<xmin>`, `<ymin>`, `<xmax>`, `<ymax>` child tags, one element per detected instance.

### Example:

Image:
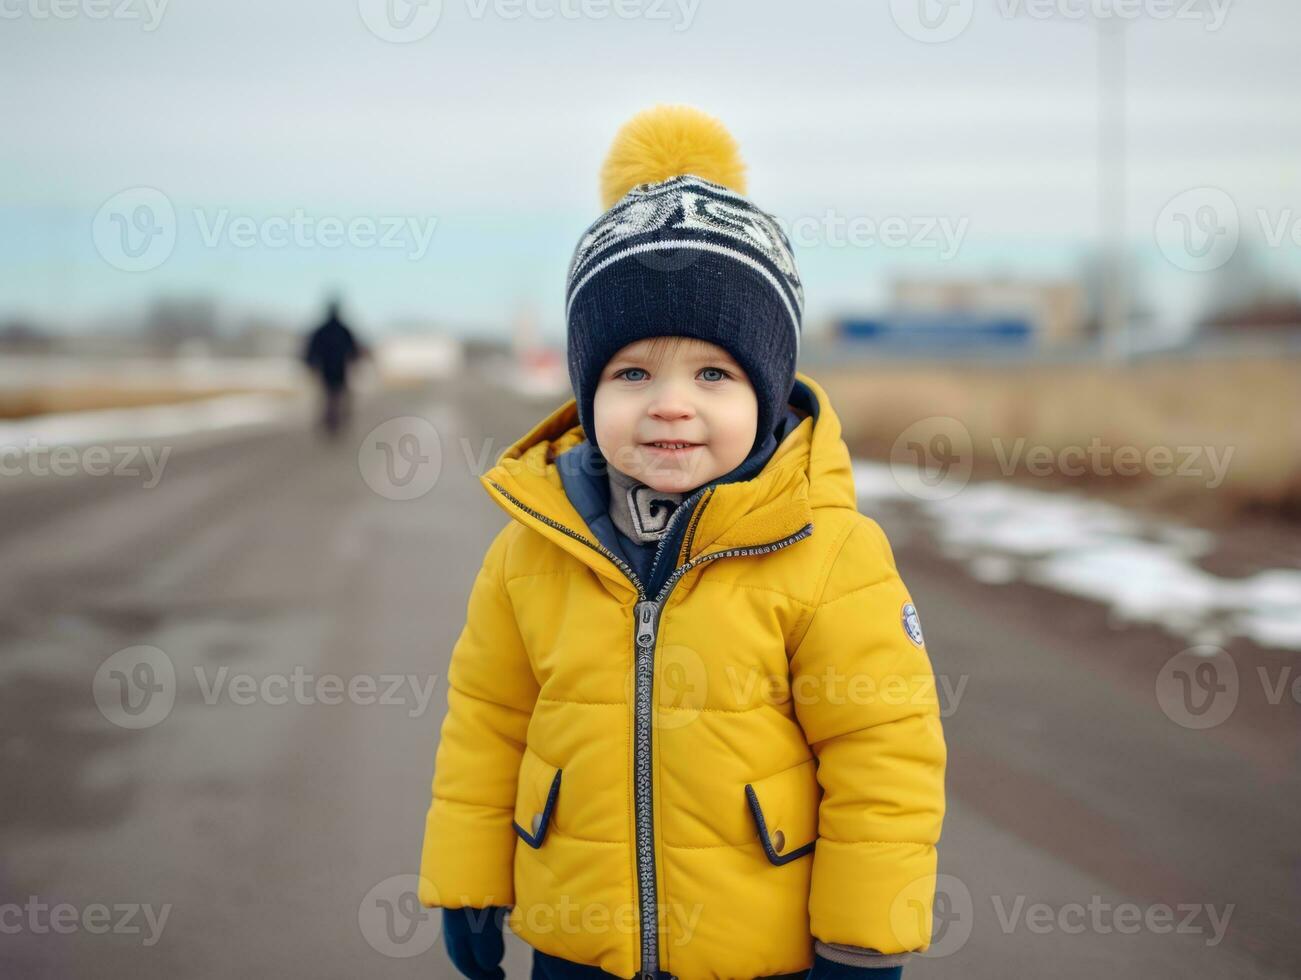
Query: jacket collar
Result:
<box><xmin>480</xmin><ymin>371</ymin><xmax>856</xmax><ymax>595</ymax></box>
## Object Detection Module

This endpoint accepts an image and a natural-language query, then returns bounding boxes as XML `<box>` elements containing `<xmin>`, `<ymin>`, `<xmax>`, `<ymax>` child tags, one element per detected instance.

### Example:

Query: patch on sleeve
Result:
<box><xmin>901</xmin><ymin>601</ymin><xmax>925</xmax><ymax>647</ymax></box>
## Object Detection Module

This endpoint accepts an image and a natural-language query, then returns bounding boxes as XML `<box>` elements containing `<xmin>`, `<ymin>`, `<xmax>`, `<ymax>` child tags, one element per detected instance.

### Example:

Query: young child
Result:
<box><xmin>418</xmin><ymin>105</ymin><xmax>947</xmax><ymax>980</ymax></box>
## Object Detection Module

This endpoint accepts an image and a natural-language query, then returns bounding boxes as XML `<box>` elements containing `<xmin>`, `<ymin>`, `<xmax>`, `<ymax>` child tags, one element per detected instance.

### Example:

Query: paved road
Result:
<box><xmin>1</xmin><ymin>373</ymin><xmax>1296</xmax><ymax>979</ymax></box>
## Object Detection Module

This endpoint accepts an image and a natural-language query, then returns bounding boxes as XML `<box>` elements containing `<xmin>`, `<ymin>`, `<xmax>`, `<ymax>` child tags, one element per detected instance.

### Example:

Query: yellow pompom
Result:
<box><xmin>599</xmin><ymin>104</ymin><xmax>747</xmax><ymax>210</ymax></box>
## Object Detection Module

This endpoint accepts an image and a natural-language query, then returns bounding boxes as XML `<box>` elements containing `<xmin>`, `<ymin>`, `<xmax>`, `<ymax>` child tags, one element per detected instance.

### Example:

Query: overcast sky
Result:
<box><xmin>3</xmin><ymin>0</ymin><xmax>1298</xmax><ymax>338</ymax></box>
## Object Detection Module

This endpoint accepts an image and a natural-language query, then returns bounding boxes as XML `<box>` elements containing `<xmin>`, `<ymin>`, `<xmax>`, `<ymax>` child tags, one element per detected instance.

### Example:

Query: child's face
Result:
<box><xmin>592</xmin><ymin>336</ymin><xmax>758</xmax><ymax>494</ymax></box>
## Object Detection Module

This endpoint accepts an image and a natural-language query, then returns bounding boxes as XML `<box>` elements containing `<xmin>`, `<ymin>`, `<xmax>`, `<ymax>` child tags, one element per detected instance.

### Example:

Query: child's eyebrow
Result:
<box><xmin>686</xmin><ymin>350</ymin><xmax>739</xmax><ymax>365</ymax></box>
<box><xmin>611</xmin><ymin>348</ymin><xmax>739</xmax><ymax>367</ymax></box>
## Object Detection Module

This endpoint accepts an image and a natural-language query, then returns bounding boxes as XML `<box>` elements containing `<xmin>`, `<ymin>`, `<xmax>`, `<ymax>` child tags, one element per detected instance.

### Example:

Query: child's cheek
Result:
<box><xmin>592</xmin><ymin>385</ymin><xmax>634</xmax><ymax>455</ymax></box>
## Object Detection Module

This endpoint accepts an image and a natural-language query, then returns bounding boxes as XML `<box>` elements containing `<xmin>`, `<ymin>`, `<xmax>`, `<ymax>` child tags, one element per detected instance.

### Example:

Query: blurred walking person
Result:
<box><xmin>301</xmin><ymin>296</ymin><xmax>366</xmax><ymax>439</ymax></box>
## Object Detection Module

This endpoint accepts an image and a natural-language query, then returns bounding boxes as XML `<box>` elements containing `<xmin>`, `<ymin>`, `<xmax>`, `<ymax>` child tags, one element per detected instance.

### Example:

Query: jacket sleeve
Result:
<box><xmin>418</xmin><ymin>523</ymin><xmax>540</xmax><ymax>910</ymax></box>
<box><xmin>789</xmin><ymin>516</ymin><xmax>947</xmax><ymax>955</ymax></box>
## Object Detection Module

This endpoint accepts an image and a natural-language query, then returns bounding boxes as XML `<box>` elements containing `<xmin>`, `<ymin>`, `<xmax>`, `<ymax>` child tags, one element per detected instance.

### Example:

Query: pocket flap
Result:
<box><xmin>512</xmin><ymin>750</ymin><xmax>562</xmax><ymax>849</ymax></box>
<box><xmin>744</xmin><ymin>758</ymin><xmax>820</xmax><ymax>865</ymax></box>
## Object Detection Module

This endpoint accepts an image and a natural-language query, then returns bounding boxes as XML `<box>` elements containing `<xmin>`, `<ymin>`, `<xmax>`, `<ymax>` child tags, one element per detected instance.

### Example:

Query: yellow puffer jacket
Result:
<box><xmin>418</xmin><ymin>372</ymin><xmax>946</xmax><ymax>980</ymax></box>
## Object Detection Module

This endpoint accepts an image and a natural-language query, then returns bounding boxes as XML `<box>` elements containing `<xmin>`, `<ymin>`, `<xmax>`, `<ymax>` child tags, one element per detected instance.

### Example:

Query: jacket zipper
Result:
<box><xmin>630</xmin><ymin>521</ymin><xmax>813</xmax><ymax>980</ymax></box>
<box><xmin>486</xmin><ymin>479</ymin><xmax>813</xmax><ymax>980</ymax></box>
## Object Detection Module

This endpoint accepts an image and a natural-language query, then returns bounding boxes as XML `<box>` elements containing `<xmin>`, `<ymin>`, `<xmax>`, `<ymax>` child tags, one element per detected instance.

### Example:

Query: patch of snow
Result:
<box><xmin>854</xmin><ymin>460</ymin><xmax>1301</xmax><ymax>652</ymax></box>
<box><xmin>0</xmin><ymin>392</ymin><xmax>299</xmax><ymax>452</ymax></box>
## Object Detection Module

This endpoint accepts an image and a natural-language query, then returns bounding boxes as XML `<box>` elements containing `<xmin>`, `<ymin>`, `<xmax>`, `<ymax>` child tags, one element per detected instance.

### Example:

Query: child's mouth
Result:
<box><xmin>642</xmin><ymin>441</ymin><xmax>702</xmax><ymax>456</ymax></box>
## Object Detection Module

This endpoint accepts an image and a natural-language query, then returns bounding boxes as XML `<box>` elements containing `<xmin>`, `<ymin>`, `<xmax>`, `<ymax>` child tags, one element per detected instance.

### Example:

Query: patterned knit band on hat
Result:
<box><xmin>564</xmin><ymin>104</ymin><xmax>805</xmax><ymax>458</ymax></box>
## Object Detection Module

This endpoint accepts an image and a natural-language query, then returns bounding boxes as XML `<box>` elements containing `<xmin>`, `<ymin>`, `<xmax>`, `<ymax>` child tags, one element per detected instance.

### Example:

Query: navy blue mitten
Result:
<box><xmin>807</xmin><ymin>952</ymin><xmax>903</xmax><ymax>980</ymax></box>
<box><xmin>442</xmin><ymin>905</ymin><xmax>509</xmax><ymax>980</ymax></box>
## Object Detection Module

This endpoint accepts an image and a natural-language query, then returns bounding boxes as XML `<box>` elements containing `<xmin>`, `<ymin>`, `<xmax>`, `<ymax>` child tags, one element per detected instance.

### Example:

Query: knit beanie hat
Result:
<box><xmin>565</xmin><ymin>105</ymin><xmax>804</xmax><ymax>457</ymax></box>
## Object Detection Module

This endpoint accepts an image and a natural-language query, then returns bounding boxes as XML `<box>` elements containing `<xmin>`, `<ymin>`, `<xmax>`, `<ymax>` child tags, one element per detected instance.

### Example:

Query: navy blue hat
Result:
<box><xmin>564</xmin><ymin>106</ymin><xmax>804</xmax><ymax>458</ymax></box>
<box><xmin>565</xmin><ymin>173</ymin><xmax>804</xmax><ymax>457</ymax></box>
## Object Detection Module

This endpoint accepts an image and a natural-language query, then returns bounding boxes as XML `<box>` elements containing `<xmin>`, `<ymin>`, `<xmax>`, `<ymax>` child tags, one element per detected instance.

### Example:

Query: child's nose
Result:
<box><xmin>647</xmin><ymin>382</ymin><xmax>696</xmax><ymax>420</ymax></box>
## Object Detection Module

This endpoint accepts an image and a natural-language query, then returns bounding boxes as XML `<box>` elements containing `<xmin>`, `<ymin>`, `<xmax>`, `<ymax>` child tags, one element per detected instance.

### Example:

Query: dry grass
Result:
<box><xmin>0</xmin><ymin>385</ymin><xmax>295</xmax><ymax>420</ymax></box>
<box><xmin>813</xmin><ymin>354</ymin><xmax>1301</xmax><ymax>525</ymax></box>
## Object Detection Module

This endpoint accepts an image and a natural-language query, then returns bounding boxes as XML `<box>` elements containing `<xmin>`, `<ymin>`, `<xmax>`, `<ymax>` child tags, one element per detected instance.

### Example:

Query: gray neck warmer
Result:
<box><xmin>606</xmin><ymin>465</ymin><xmax>687</xmax><ymax>544</ymax></box>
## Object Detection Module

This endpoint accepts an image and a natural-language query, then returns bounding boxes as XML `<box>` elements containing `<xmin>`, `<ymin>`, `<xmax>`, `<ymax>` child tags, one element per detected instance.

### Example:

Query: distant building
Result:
<box><xmin>1201</xmin><ymin>297</ymin><xmax>1301</xmax><ymax>338</ymax></box>
<box><xmin>0</xmin><ymin>319</ymin><xmax>54</xmax><ymax>354</ymax></box>
<box><xmin>837</xmin><ymin>277</ymin><xmax>1087</xmax><ymax>350</ymax></box>
<box><xmin>373</xmin><ymin>334</ymin><xmax>463</xmax><ymax>384</ymax></box>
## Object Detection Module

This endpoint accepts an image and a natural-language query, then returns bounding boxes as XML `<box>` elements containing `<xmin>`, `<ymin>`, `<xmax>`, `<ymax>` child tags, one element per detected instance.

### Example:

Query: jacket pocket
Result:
<box><xmin>744</xmin><ymin>757</ymin><xmax>820</xmax><ymax>865</ymax></box>
<box><xmin>512</xmin><ymin>748</ymin><xmax>562</xmax><ymax>849</ymax></box>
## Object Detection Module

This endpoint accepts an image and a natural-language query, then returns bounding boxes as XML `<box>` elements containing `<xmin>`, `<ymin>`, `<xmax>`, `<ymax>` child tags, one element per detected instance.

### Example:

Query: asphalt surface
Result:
<box><xmin>1</xmin><ymin>372</ymin><xmax>1296</xmax><ymax>979</ymax></box>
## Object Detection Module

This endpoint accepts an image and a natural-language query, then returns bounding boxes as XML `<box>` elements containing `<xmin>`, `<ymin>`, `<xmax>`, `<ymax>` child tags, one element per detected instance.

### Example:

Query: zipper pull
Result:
<box><xmin>634</xmin><ymin>600</ymin><xmax>657</xmax><ymax>649</ymax></box>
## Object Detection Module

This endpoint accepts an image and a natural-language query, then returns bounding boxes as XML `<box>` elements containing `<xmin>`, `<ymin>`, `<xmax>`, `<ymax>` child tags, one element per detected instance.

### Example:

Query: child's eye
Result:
<box><xmin>699</xmin><ymin>367</ymin><xmax>730</xmax><ymax>382</ymax></box>
<box><xmin>615</xmin><ymin>367</ymin><xmax>649</xmax><ymax>382</ymax></box>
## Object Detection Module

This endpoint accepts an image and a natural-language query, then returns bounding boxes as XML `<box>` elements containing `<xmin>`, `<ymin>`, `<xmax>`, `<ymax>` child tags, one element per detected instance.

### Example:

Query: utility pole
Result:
<box><xmin>1098</xmin><ymin>19</ymin><xmax>1129</xmax><ymax>361</ymax></box>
